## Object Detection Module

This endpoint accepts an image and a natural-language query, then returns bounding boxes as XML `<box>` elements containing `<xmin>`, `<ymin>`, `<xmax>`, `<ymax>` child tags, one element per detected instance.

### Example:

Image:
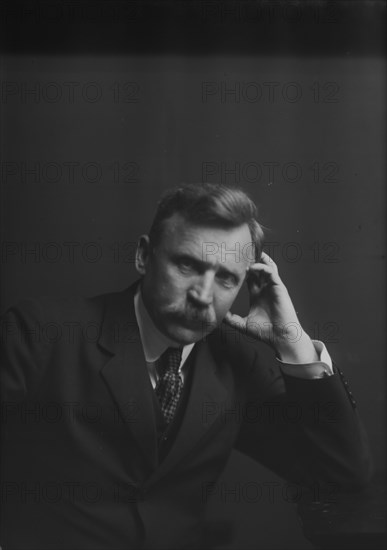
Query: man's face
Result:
<box><xmin>136</xmin><ymin>213</ymin><xmax>254</xmax><ymax>345</ymax></box>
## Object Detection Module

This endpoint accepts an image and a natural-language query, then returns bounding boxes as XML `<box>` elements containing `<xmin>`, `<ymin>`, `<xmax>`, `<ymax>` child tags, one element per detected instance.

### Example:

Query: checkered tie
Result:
<box><xmin>155</xmin><ymin>347</ymin><xmax>183</xmax><ymax>425</ymax></box>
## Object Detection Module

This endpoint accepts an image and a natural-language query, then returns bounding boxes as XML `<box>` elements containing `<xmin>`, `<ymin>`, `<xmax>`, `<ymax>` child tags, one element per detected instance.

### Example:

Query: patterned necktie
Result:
<box><xmin>155</xmin><ymin>347</ymin><xmax>183</xmax><ymax>425</ymax></box>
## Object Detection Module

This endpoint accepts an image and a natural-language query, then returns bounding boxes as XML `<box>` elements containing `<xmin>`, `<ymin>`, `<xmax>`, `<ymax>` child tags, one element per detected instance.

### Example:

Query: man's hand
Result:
<box><xmin>224</xmin><ymin>252</ymin><xmax>318</xmax><ymax>363</ymax></box>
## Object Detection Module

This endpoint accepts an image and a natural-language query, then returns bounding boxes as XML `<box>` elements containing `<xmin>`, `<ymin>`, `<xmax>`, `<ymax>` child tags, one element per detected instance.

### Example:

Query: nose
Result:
<box><xmin>188</xmin><ymin>272</ymin><xmax>214</xmax><ymax>307</ymax></box>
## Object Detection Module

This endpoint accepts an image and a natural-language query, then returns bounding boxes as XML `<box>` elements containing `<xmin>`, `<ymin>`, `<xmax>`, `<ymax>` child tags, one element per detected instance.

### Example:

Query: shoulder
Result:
<box><xmin>207</xmin><ymin>321</ymin><xmax>266</xmax><ymax>374</ymax></box>
<box><xmin>0</xmin><ymin>286</ymin><xmax>133</xmax><ymax>331</ymax></box>
<box><xmin>207</xmin><ymin>321</ymin><xmax>285</xmax><ymax>397</ymax></box>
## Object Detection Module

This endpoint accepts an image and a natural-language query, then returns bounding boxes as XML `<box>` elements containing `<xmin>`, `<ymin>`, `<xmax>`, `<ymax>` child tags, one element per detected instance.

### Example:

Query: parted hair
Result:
<box><xmin>148</xmin><ymin>183</ymin><xmax>265</xmax><ymax>261</ymax></box>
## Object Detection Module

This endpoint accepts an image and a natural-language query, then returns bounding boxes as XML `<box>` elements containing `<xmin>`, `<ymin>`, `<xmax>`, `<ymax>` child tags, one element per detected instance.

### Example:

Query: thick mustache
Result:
<box><xmin>171</xmin><ymin>307</ymin><xmax>216</xmax><ymax>325</ymax></box>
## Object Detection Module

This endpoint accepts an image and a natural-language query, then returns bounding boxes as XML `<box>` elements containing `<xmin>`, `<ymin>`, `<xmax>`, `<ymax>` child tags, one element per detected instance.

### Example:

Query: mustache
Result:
<box><xmin>168</xmin><ymin>305</ymin><xmax>217</xmax><ymax>326</ymax></box>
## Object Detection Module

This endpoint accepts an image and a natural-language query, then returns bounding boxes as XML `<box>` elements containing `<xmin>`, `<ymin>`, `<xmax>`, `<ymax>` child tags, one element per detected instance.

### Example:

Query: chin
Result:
<box><xmin>167</xmin><ymin>322</ymin><xmax>217</xmax><ymax>345</ymax></box>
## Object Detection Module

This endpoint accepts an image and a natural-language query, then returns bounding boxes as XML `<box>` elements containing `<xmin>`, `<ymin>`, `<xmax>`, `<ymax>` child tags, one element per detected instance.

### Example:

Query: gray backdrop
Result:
<box><xmin>1</xmin><ymin>2</ymin><xmax>385</xmax><ymax>548</ymax></box>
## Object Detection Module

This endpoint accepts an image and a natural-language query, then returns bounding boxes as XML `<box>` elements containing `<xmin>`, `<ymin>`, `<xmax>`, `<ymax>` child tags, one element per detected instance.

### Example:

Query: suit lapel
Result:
<box><xmin>98</xmin><ymin>282</ymin><xmax>159</xmax><ymax>472</ymax></box>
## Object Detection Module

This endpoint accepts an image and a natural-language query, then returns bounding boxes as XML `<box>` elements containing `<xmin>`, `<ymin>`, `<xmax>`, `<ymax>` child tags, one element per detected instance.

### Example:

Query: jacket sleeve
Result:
<box><xmin>0</xmin><ymin>299</ymin><xmax>52</xmax><ymax>405</ymax></box>
<box><xmin>234</xmin><ymin>349</ymin><xmax>373</xmax><ymax>495</ymax></box>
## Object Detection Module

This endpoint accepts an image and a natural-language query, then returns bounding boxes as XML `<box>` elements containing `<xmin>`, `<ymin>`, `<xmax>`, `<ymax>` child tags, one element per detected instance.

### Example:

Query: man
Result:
<box><xmin>0</xmin><ymin>183</ymin><xmax>371</xmax><ymax>549</ymax></box>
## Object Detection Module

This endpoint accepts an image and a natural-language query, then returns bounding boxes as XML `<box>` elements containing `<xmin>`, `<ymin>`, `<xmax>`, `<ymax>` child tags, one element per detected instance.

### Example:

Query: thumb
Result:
<box><xmin>223</xmin><ymin>311</ymin><xmax>246</xmax><ymax>331</ymax></box>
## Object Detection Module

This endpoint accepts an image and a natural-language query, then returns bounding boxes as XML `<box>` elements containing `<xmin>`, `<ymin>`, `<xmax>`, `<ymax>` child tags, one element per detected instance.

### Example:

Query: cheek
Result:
<box><xmin>157</xmin><ymin>270</ymin><xmax>187</xmax><ymax>299</ymax></box>
<box><xmin>214</xmin><ymin>289</ymin><xmax>239</xmax><ymax>316</ymax></box>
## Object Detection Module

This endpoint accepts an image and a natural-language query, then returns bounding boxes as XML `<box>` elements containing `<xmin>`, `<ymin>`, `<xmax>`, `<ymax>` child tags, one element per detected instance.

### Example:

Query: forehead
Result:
<box><xmin>159</xmin><ymin>213</ymin><xmax>255</xmax><ymax>265</ymax></box>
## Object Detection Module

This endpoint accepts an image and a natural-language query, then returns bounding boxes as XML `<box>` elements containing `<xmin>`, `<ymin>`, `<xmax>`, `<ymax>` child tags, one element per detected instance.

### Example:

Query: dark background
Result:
<box><xmin>1</xmin><ymin>1</ymin><xmax>385</xmax><ymax>548</ymax></box>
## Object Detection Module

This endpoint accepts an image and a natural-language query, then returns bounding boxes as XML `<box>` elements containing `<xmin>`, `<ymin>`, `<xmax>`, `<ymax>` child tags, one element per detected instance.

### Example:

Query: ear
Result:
<box><xmin>135</xmin><ymin>235</ymin><xmax>151</xmax><ymax>275</ymax></box>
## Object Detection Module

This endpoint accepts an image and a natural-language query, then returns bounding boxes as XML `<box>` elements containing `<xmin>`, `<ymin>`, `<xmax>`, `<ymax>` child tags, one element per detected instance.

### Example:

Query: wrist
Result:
<box><xmin>274</xmin><ymin>330</ymin><xmax>318</xmax><ymax>364</ymax></box>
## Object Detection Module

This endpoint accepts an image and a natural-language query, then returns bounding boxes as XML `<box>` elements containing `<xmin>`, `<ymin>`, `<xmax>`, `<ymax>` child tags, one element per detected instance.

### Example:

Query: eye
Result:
<box><xmin>177</xmin><ymin>258</ymin><xmax>195</xmax><ymax>273</ymax></box>
<box><xmin>216</xmin><ymin>272</ymin><xmax>237</xmax><ymax>288</ymax></box>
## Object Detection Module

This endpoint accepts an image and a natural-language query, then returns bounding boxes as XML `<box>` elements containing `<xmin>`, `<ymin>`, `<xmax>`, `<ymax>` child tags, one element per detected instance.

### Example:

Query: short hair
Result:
<box><xmin>148</xmin><ymin>183</ymin><xmax>265</xmax><ymax>260</ymax></box>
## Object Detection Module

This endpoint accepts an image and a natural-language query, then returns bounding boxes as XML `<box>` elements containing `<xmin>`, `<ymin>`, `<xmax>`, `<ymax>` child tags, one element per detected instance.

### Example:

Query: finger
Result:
<box><xmin>258</xmin><ymin>251</ymin><xmax>278</xmax><ymax>268</ymax></box>
<box><xmin>247</xmin><ymin>263</ymin><xmax>282</xmax><ymax>286</ymax></box>
<box><xmin>223</xmin><ymin>311</ymin><xmax>247</xmax><ymax>332</ymax></box>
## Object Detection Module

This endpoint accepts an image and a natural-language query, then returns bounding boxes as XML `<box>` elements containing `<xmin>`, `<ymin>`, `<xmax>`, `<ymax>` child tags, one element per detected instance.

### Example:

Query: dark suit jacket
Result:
<box><xmin>0</xmin><ymin>281</ymin><xmax>371</xmax><ymax>549</ymax></box>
